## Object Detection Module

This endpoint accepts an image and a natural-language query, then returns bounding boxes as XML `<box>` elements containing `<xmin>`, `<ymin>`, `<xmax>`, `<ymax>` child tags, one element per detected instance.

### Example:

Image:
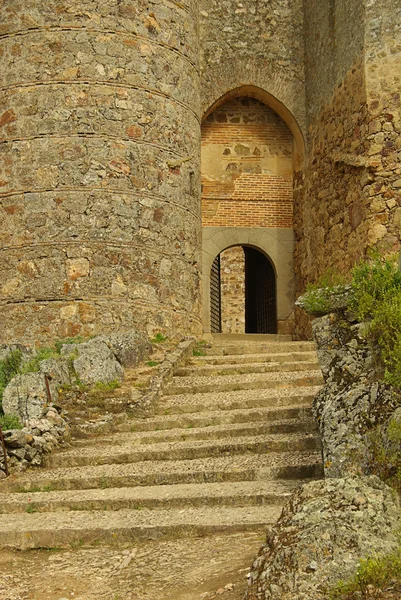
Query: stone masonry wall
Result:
<box><xmin>0</xmin><ymin>0</ymin><xmax>202</xmax><ymax>344</ymax></box>
<box><xmin>220</xmin><ymin>246</ymin><xmax>245</xmax><ymax>334</ymax></box>
<box><xmin>201</xmin><ymin>97</ymin><xmax>293</xmax><ymax>229</ymax></box>
<box><xmin>199</xmin><ymin>0</ymin><xmax>306</xmax><ymax>131</ymax></box>
<box><xmin>295</xmin><ymin>0</ymin><xmax>401</xmax><ymax>338</ymax></box>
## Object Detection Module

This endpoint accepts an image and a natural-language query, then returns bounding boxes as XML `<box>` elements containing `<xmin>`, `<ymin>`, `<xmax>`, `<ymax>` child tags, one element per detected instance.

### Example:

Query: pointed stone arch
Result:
<box><xmin>202</xmin><ymin>85</ymin><xmax>305</xmax><ymax>171</ymax></box>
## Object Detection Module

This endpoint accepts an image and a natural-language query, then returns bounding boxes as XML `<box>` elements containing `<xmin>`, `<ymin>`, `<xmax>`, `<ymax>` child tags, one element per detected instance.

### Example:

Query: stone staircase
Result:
<box><xmin>0</xmin><ymin>335</ymin><xmax>324</xmax><ymax>550</ymax></box>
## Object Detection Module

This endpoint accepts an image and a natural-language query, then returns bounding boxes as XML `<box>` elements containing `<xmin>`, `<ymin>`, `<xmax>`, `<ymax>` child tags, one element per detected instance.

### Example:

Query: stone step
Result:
<box><xmin>204</xmin><ymin>342</ymin><xmax>316</xmax><ymax>356</ymax></box>
<box><xmin>189</xmin><ymin>351</ymin><xmax>318</xmax><ymax>366</ymax></box>
<box><xmin>165</xmin><ymin>371</ymin><xmax>323</xmax><ymax>396</ymax></box>
<box><xmin>174</xmin><ymin>361</ymin><xmax>320</xmax><ymax>377</ymax></box>
<box><xmin>117</xmin><ymin>404</ymin><xmax>314</xmax><ymax>432</ymax></box>
<box><xmin>73</xmin><ymin>416</ymin><xmax>317</xmax><ymax>447</ymax></box>
<box><xmin>2</xmin><ymin>451</ymin><xmax>323</xmax><ymax>493</ymax></box>
<box><xmin>159</xmin><ymin>387</ymin><xmax>321</xmax><ymax>414</ymax></box>
<box><xmin>0</xmin><ymin>505</ymin><xmax>284</xmax><ymax>550</ymax></box>
<box><xmin>46</xmin><ymin>431</ymin><xmax>321</xmax><ymax>468</ymax></box>
<box><xmin>0</xmin><ymin>480</ymin><xmax>303</xmax><ymax>514</ymax></box>
<box><xmin>204</xmin><ymin>334</ymin><xmax>293</xmax><ymax>342</ymax></box>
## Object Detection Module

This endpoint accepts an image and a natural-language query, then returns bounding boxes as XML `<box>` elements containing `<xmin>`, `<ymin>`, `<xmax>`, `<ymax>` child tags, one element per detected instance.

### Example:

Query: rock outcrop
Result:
<box><xmin>245</xmin><ymin>477</ymin><xmax>400</xmax><ymax>600</ymax></box>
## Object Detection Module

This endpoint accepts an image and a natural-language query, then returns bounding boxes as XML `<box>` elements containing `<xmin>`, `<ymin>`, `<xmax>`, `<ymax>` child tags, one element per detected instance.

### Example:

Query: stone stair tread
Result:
<box><xmin>204</xmin><ymin>342</ymin><xmax>317</xmax><ymax>355</ymax></box>
<box><xmin>46</xmin><ymin>431</ymin><xmax>321</xmax><ymax>468</ymax></box>
<box><xmin>1</xmin><ymin>451</ymin><xmax>323</xmax><ymax>492</ymax></box>
<box><xmin>175</xmin><ymin>361</ymin><xmax>320</xmax><ymax>376</ymax></box>
<box><xmin>0</xmin><ymin>480</ymin><xmax>303</xmax><ymax>513</ymax></box>
<box><xmin>190</xmin><ymin>352</ymin><xmax>318</xmax><ymax>365</ymax></box>
<box><xmin>165</xmin><ymin>373</ymin><xmax>323</xmax><ymax>396</ymax></box>
<box><xmin>159</xmin><ymin>386</ymin><xmax>322</xmax><ymax>413</ymax></box>
<box><xmin>73</xmin><ymin>416</ymin><xmax>317</xmax><ymax>446</ymax></box>
<box><xmin>169</xmin><ymin>370</ymin><xmax>322</xmax><ymax>386</ymax></box>
<box><xmin>0</xmin><ymin>505</ymin><xmax>284</xmax><ymax>549</ymax></box>
<box><xmin>110</xmin><ymin>404</ymin><xmax>314</xmax><ymax>432</ymax></box>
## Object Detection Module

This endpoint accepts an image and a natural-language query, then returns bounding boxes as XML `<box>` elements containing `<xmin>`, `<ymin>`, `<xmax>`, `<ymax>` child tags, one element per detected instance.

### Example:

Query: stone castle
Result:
<box><xmin>0</xmin><ymin>0</ymin><xmax>400</xmax><ymax>344</ymax></box>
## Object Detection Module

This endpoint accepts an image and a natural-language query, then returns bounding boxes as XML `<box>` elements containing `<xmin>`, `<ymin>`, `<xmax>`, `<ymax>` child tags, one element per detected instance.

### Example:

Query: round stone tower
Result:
<box><xmin>0</xmin><ymin>0</ymin><xmax>201</xmax><ymax>344</ymax></box>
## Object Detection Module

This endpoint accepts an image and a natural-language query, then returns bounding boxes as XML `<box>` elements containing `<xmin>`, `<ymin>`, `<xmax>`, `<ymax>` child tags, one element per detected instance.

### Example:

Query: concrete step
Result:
<box><xmin>73</xmin><ymin>416</ymin><xmax>317</xmax><ymax>447</ymax></box>
<box><xmin>188</xmin><ymin>351</ymin><xmax>319</xmax><ymax>366</ymax></box>
<box><xmin>46</xmin><ymin>431</ymin><xmax>321</xmax><ymax>468</ymax></box>
<box><xmin>0</xmin><ymin>480</ymin><xmax>303</xmax><ymax>514</ymax></box>
<box><xmin>175</xmin><ymin>361</ymin><xmax>320</xmax><ymax>378</ymax></box>
<box><xmin>2</xmin><ymin>451</ymin><xmax>323</xmax><ymax>493</ymax></box>
<box><xmin>0</xmin><ymin>505</ymin><xmax>284</xmax><ymax>550</ymax></box>
<box><xmin>159</xmin><ymin>387</ymin><xmax>321</xmax><ymax>414</ymax></box>
<box><xmin>165</xmin><ymin>371</ymin><xmax>323</xmax><ymax>396</ymax></box>
<box><xmin>204</xmin><ymin>342</ymin><xmax>316</xmax><ymax>356</ymax></box>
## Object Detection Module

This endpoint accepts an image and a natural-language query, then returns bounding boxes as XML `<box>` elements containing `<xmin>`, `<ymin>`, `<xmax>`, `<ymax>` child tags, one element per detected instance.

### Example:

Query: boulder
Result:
<box><xmin>61</xmin><ymin>338</ymin><xmax>124</xmax><ymax>385</ymax></box>
<box><xmin>2</xmin><ymin>372</ymin><xmax>50</xmax><ymax>421</ymax></box>
<box><xmin>245</xmin><ymin>477</ymin><xmax>400</xmax><ymax>600</ymax></box>
<box><xmin>99</xmin><ymin>331</ymin><xmax>152</xmax><ymax>367</ymax></box>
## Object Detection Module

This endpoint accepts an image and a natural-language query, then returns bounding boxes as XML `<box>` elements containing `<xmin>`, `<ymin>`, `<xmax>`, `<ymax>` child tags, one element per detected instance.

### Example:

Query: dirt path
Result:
<box><xmin>0</xmin><ymin>532</ymin><xmax>263</xmax><ymax>600</ymax></box>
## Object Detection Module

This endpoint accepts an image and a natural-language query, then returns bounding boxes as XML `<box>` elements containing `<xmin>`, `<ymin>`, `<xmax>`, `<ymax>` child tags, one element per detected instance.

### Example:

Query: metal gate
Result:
<box><xmin>210</xmin><ymin>254</ymin><xmax>222</xmax><ymax>333</ymax></box>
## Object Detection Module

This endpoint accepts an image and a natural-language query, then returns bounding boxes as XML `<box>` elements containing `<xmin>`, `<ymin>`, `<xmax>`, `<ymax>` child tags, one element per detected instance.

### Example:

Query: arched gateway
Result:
<box><xmin>201</xmin><ymin>86</ymin><xmax>303</xmax><ymax>336</ymax></box>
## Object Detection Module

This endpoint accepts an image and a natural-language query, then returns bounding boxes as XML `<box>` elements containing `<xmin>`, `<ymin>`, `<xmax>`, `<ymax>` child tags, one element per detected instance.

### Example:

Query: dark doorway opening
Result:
<box><xmin>210</xmin><ymin>246</ymin><xmax>277</xmax><ymax>334</ymax></box>
<box><xmin>244</xmin><ymin>247</ymin><xmax>277</xmax><ymax>334</ymax></box>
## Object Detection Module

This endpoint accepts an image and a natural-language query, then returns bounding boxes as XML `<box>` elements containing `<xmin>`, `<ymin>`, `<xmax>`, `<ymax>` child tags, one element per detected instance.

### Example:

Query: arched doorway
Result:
<box><xmin>210</xmin><ymin>245</ymin><xmax>277</xmax><ymax>334</ymax></box>
<box><xmin>201</xmin><ymin>86</ymin><xmax>303</xmax><ymax>337</ymax></box>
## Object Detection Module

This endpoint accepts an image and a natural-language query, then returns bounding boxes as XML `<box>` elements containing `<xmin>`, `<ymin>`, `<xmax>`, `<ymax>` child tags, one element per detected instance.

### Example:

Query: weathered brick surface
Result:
<box><xmin>201</xmin><ymin>98</ymin><xmax>293</xmax><ymax>229</ymax></box>
<box><xmin>0</xmin><ymin>0</ymin><xmax>202</xmax><ymax>343</ymax></box>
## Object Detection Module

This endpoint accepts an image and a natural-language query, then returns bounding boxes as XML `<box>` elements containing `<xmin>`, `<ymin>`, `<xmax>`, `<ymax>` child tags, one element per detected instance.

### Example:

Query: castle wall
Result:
<box><xmin>199</xmin><ymin>0</ymin><xmax>306</xmax><ymax>132</ymax></box>
<box><xmin>0</xmin><ymin>0</ymin><xmax>202</xmax><ymax>344</ymax></box>
<box><xmin>220</xmin><ymin>246</ymin><xmax>245</xmax><ymax>334</ymax></box>
<box><xmin>295</xmin><ymin>0</ymin><xmax>401</xmax><ymax>337</ymax></box>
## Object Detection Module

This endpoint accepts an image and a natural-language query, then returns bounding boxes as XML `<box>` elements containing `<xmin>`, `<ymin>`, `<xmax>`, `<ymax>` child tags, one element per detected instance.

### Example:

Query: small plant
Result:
<box><xmin>301</xmin><ymin>269</ymin><xmax>350</xmax><ymax>316</ymax></box>
<box><xmin>54</xmin><ymin>335</ymin><xmax>87</xmax><ymax>354</ymax></box>
<box><xmin>0</xmin><ymin>349</ymin><xmax>23</xmax><ymax>412</ymax></box>
<box><xmin>0</xmin><ymin>413</ymin><xmax>22</xmax><ymax>431</ymax></box>
<box><xmin>99</xmin><ymin>477</ymin><xmax>110</xmax><ymax>489</ymax></box>
<box><xmin>362</xmin><ymin>415</ymin><xmax>401</xmax><ymax>494</ymax></box>
<box><xmin>193</xmin><ymin>348</ymin><xmax>206</xmax><ymax>357</ymax></box>
<box><xmin>146</xmin><ymin>360</ymin><xmax>159</xmax><ymax>367</ymax></box>
<box><xmin>42</xmin><ymin>484</ymin><xmax>55</xmax><ymax>493</ymax></box>
<box><xmin>330</xmin><ymin>546</ymin><xmax>401</xmax><ymax>599</ymax></box>
<box><xmin>150</xmin><ymin>332</ymin><xmax>167</xmax><ymax>343</ymax></box>
<box><xmin>25</xmin><ymin>503</ymin><xmax>38</xmax><ymax>514</ymax></box>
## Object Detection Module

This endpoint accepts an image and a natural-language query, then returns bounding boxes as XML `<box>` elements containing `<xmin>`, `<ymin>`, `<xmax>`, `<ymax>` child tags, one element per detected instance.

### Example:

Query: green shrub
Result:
<box><xmin>301</xmin><ymin>270</ymin><xmax>349</xmax><ymax>315</ymax></box>
<box><xmin>18</xmin><ymin>347</ymin><xmax>58</xmax><ymax>376</ymax></box>
<box><xmin>0</xmin><ymin>349</ymin><xmax>23</xmax><ymax>413</ymax></box>
<box><xmin>362</xmin><ymin>416</ymin><xmax>401</xmax><ymax>494</ymax></box>
<box><xmin>330</xmin><ymin>546</ymin><xmax>401</xmax><ymax>599</ymax></box>
<box><xmin>0</xmin><ymin>413</ymin><xmax>22</xmax><ymax>431</ymax></box>
<box><xmin>350</xmin><ymin>253</ymin><xmax>401</xmax><ymax>386</ymax></box>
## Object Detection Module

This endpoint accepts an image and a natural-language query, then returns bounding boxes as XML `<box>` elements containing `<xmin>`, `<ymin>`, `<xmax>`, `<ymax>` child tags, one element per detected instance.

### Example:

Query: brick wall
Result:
<box><xmin>201</xmin><ymin>98</ymin><xmax>293</xmax><ymax>229</ymax></box>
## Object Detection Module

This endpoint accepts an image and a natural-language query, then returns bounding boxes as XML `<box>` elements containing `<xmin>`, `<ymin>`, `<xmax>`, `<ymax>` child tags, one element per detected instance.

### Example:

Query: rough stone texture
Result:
<box><xmin>2</xmin><ymin>366</ymin><xmax>69</xmax><ymax>421</ymax></box>
<box><xmin>0</xmin><ymin>406</ymin><xmax>71</xmax><ymax>476</ymax></box>
<box><xmin>311</xmin><ymin>312</ymin><xmax>400</xmax><ymax>478</ymax></box>
<box><xmin>0</xmin><ymin>0</ymin><xmax>202</xmax><ymax>344</ymax></box>
<box><xmin>61</xmin><ymin>338</ymin><xmax>123</xmax><ymax>386</ymax></box>
<box><xmin>98</xmin><ymin>331</ymin><xmax>152</xmax><ymax>369</ymax></box>
<box><xmin>245</xmin><ymin>476</ymin><xmax>400</xmax><ymax>600</ymax></box>
<box><xmin>295</xmin><ymin>1</ymin><xmax>401</xmax><ymax>338</ymax></box>
<box><xmin>199</xmin><ymin>0</ymin><xmax>306</xmax><ymax>132</ymax></box>
<box><xmin>220</xmin><ymin>247</ymin><xmax>245</xmax><ymax>334</ymax></box>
